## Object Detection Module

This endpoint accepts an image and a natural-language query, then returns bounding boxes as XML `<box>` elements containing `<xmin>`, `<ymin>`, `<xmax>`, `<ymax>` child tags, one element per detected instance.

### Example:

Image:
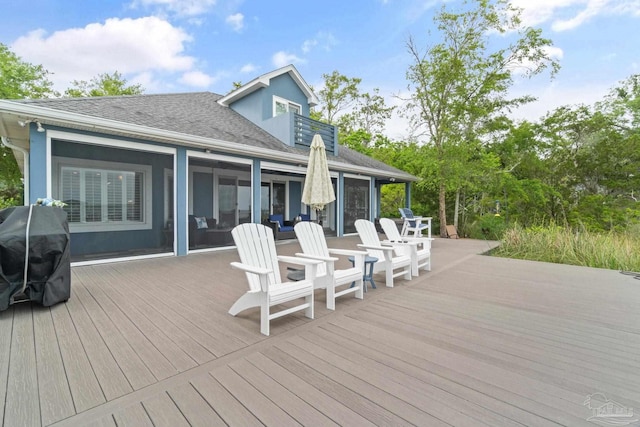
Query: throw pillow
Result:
<box><xmin>195</xmin><ymin>216</ymin><xmax>208</xmax><ymax>229</ymax></box>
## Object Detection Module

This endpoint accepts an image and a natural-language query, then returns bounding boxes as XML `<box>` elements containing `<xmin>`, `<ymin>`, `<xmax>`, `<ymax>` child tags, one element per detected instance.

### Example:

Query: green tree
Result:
<box><xmin>0</xmin><ymin>43</ymin><xmax>57</xmax><ymax>99</ymax></box>
<box><xmin>64</xmin><ymin>71</ymin><xmax>144</xmax><ymax>97</ymax></box>
<box><xmin>600</xmin><ymin>73</ymin><xmax>640</xmax><ymax>131</ymax></box>
<box><xmin>314</xmin><ymin>72</ymin><xmax>396</xmax><ymax>154</ymax></box>
<box><xmin>488</xmin><ymin>74</ymin><xmax>640</xmax><ymax>232</ymax></box>
<box><xmin>404</xmin><ymin>0</ymin><xmax>559</xmax><ymax>236</ymax></box>
<box><xmin>338</xmin><ymin>88</ymin><xmax>395</xmax><ymax>139</ymax></box>
<box><xmin>1</xmin><ymin>43</ymin><xmax>57</xmax><ymax>206</ymax></box>
<box><xmin>597</xmin><ymin>74</ymin><xmax>640</xmax><ymax>202</ymax></box>
<box><xmin>314</xmin><ymin>71</ymin><xmax>361</xmax><ymax>125</ymax></box>
<box><xmin>486</xmin><ymin>120</ymin><xmax>560</xmax><ymax>225</ymax></box>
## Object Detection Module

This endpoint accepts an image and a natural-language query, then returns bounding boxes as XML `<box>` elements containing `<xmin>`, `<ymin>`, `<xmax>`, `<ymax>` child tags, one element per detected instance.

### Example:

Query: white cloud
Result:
<box><xmin>383</xmin><ymin>91</ymin><xmax>414</xmax><ymax>141</ymax></box>
<box><xmin>510</xmin><ymin>0</ymin><xmax>578</xmax><ymax>27</ymax></box>
<box><xmin>130</xmin><ymin>0</ymin><xmax>217</xmax><ymax>17</ymax></box>
<box><xmin>11</xmin><ymin>17</ymin><xmax>195</xmax><ymax>91</ymax></box>
<box><xmin>383</xmin><ymin>79</ymin><xmax>613</xmax><ymax>140</ymax></box>
<box><xmin>509</xmin><ymin>80</ymin><xmax>612</xmax><ymax>122</ymax></box>
<box><xmin>511</xmin><ymin>0</ymin><xmax>640</xmax><ymax>31</ymax></box>
<box><xmin>179</xmin><ymin>70</ymin><xmax>216</xmax><ymax>87</ymax></box>
<box><xmin>509</xmin><ymin>46</ymin><xmax>564</xmax><ymax>76</ymax></box>
<box><xmin>301</xmin><ymin>31</ymin><xmax>337</xmax><ymax>54</ymax></box>
<box><xmin>240</xmin><ymin>63</ymin><xmax>258</xmax><ymax>73</ymax></box>
<box><xmin>226</xmin><ymin>13</ymin><xmax>244</xmax><ymax>32</ymax></box>
<box><xmin>129</xmin><ymin>71</ymin><xmax>163</xmax><ymax>92</ymax></box>
<box><xmin>551</xmin><ymin>0</ymin><xmax>609</xmax><ymax>31</ymax></box>
<box><xmin>301</xmin><ymin>39</ymin><xmax>317</xmax><ymax>54</ymax></box>
<box><xmin>272</xmin><ymin>51</ymin><xmax>306</xmax><ymax>68</ymax></box>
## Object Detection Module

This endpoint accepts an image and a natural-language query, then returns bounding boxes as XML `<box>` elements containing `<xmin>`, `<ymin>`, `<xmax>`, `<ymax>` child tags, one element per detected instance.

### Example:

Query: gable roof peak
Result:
<box><xmin>218</xmin><ymin>64</ymin><xmax>318</xmax><ymax>107</ymax></box>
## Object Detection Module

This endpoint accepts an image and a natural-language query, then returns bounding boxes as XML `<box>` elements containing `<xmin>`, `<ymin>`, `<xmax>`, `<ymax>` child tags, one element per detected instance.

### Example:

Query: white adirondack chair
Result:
<box><xmin>379</xmin><ymin>217</ymin><xmax>431</xmax><ymax>276</ymax></box>
<box><xmin>229</xmin><ymin>223</ymin><xmax>320</xmax><ymax>336</ymax></box>
<box><xmin>354</xmin><ymin>219</ymin><xmax>412</xmax><ymax>288</ymax></box>
<box><xmin>294</xmin><ymin>221</ymin><xmax>366</xmax><ymax>310</ymax></box>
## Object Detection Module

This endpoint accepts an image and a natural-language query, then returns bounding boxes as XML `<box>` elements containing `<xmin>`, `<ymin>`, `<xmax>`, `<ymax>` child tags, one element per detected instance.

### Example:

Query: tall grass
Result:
<box><xmin>492</xmin><ymin>224</ymin><xmax>640</xmax><ymax>272</ymax></box>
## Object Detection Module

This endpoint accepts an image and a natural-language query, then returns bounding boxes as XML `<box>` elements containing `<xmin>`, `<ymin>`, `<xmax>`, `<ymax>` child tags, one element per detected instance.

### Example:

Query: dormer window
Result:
<box><xmin>273</xmin><ymin>96</ymin><xmax>301</xmax><ymax>117</ymax></box>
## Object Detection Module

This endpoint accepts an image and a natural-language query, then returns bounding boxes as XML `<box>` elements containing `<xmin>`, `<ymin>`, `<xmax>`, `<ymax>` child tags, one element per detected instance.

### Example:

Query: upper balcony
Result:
<box><xmin>293</xmin><ymin>114</ymin><xmax>336</xmax><ymax>153</ymax></box>
<box><xmin>261</xmin><ymin>112</ymin><xmax>338</xmax><ymax>156</ymax></box>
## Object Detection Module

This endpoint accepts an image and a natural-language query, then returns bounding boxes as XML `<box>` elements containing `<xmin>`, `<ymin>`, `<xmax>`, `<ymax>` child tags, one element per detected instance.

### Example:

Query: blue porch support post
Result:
<box><xmin>369</xmin><ymin>178</ymin><xmax>376</xmax><ymax>221</ymax></box>
<box><xmin>337</xmin><ymin>172</ymin><xmax>344</xmax><ymax>236</ymax></box>
<box><xmin>375</xmin><ymin>180</ymin><xmax>382</xmax><ymax>219</ymax></box>
<box><xmin>252</xmin><ymin>158</ymin><xmax>261</xmax><ymax>223</ymax></box>
<box><xmin>29</xmin><ymin>126</ymin><xmax>47</xmax><ymax>203</ymax></box>
<box><xmin>405</xmin><ymin>181</ymin><xmax>412</xmax><ymax>208</ymax></box>
<box><xmin>176</xmin><ymin>148</ymin><xmax>188</xmax><ymax>256</ymax></box>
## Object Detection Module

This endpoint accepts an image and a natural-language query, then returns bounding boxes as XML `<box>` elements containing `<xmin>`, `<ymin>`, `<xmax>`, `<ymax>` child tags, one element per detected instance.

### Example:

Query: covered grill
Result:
<box><xmin>0</xmin><ymin>205</ymin><xmax>71</xmax><ymax>311</ymax></box>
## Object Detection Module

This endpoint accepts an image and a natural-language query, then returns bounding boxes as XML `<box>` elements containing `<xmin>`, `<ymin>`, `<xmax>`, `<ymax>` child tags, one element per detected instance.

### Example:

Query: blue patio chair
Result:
<box><xmin>398</xmin><ymin>208</ymin><xmax>432</xmax><ymax>238</ymax></box>
<box><xmin>265</xmin><ymin>214</ymin><xmax>296</xmax><ymax>240</ymax></box>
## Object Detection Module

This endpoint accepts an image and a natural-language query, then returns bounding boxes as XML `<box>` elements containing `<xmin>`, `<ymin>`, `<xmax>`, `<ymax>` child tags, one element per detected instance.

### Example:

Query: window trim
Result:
<box><xmin>273</xmin><ymin>95</ymin><xmax>302</xmax><ymax>117</ymax></box>
<box><xmin>53</xmin><ymin>156</ymin><xmax>153</xmax><ymax>233</ymax></box>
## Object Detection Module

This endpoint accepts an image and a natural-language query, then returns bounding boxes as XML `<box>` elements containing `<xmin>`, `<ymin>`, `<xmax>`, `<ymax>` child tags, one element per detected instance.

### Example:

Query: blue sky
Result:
<box><xmin>1</xmin><ymin>0</ymin><xmax>639</xmax><ymax>138</ymax></box>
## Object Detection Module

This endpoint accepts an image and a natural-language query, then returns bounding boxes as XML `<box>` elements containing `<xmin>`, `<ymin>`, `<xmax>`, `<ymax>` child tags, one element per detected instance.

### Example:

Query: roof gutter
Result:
<box><xmin>0</xmin><ymin>100</ymin><xmax>416</xmax><ymax>182</ymax></box>
<box><xmin>0</xmin><ymin>100</ymin><xmax>310</xmax><ymax>161</ymax></box>
<box><xmin>0</xmin><ymin>136</ymin><xmax>29</xmax><ymax>205</ymax></box>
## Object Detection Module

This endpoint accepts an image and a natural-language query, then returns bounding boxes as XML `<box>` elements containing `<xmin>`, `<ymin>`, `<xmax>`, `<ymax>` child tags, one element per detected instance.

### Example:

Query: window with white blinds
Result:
<box><xmin>61</xmin><ymin>166</ymin><xmax>144</xmax><ymax>225</ymax></box>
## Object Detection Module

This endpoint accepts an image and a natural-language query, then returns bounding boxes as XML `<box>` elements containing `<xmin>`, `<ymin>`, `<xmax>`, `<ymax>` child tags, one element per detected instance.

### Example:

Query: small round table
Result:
<box><xmin>348</xmin><ymin>255</ymin><xmax>378</xmax><ymax>291</ymax></box>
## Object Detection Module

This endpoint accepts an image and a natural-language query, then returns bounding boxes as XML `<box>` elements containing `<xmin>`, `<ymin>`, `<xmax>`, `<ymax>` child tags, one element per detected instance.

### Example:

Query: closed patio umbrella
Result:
<box><xmin>302</xmin><ymin>134</ymin><xmax>335</xmax><ymax>223</ymax></box>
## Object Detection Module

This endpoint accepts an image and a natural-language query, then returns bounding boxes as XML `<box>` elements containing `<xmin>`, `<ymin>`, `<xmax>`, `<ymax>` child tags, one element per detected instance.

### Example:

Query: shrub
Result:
<box><xmin>492</xmin><ymin>224</ymin><xmax>640</xmax><ymax>271</ymax></box>
<box><xmin>0</xmin><ymin>196</ymin><xmax>19</xmax><ymax>209</ymax></box>
<box><xmin>467</xmin><ymin>214</ymin><xmax>507</xmax><ymax>240</ymax></box>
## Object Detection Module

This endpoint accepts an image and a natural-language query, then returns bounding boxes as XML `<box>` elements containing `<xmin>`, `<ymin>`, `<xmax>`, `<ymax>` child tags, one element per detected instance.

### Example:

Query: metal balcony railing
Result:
<box><xmin>293</xmin><ymin>114</ymin><xmax>336</xmax><ymax>154</ymax></box>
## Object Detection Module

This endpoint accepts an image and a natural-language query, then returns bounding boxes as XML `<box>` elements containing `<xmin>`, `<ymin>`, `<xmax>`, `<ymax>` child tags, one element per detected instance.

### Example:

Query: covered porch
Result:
<box><xmin>2</xmin><ymin>236</ymin><xmax>639</xmax><ymax>426</ymax></box>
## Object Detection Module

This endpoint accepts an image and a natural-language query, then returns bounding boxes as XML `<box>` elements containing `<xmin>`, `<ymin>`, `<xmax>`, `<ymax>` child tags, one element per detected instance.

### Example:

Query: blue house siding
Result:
<box><xmin>228</xmin><ymin>91</ymin><xmax>264</xmax><ymax>126</ymax></box>
<box><xmin>260</xmin><ymin>112</ymin><xmax>294</xmax><ymax>147</ymax></box>
<box><xmin>252</xmin><ymin>159</ymin><xmax>261</xmax><ymax>223</ymax></box>
<box><xmin>266</xmin><ymin>74</ymin><xmax>310</xmax><ymax>117</ymax></box>
<box><xmin>0</xmin><ymin>66</ymin><xmax>417</xmax><ymax>263</ymax></box>
<box><xmin>229</xmin><ymin>73</ymin><xmax>309</xmax><ymax>124</ymax></box>
<box><xmin>176</xmin><ymin>148</ymin><xmax>188</xmax><ymax>256</ymax></box>
<box><xmin>28</xmin><ymin>127</ymin><xmax>47</xmax><ymax>202</ymax></box>
<box><xmin>338</xmin><ymin>172</ymin><xmax>344</xmax><ymax>235</ymax></box>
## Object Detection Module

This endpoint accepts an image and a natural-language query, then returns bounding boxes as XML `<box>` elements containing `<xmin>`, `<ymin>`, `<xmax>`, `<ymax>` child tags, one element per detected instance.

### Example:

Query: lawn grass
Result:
<box><xmin>491</xmin><ymin>225</ymin><xmax>640</xmax><ymax>272</ymax></box>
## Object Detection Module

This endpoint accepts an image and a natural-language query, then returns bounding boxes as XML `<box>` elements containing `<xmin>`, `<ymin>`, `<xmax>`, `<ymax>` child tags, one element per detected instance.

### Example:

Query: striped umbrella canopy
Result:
<box><xmin>302</xmin><ymin>134</ymin><xmax>336</xmax><ymax>212</ymax></box>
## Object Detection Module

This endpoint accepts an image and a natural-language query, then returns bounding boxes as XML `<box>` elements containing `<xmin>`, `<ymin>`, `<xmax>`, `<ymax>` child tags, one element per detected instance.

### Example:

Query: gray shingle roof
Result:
<box><xmin>18</xmin><ymin>92</ymin><xmax>415</xmax><ymax>180</ymax></box>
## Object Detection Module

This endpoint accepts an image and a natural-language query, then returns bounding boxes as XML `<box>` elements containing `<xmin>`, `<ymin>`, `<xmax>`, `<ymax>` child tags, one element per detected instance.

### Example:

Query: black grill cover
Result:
<box><xmin>0</xmin><ymin>206</ymin><xmax>71</xmax><ymax>311</ymax></box>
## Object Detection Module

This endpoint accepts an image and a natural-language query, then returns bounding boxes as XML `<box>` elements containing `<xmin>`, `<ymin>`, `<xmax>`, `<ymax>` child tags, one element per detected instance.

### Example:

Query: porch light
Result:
<box><xmin>17</xmin><ymin>119</ymin><xmax>45</xmax><ymax>132</ymax></box>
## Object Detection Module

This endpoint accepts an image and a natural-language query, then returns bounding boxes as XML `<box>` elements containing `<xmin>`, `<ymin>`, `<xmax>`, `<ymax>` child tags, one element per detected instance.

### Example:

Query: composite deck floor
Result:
<box><xmin>1</xmin><ymin>236</ymin><xmax>639</xmax><ymax>426</ymax></box>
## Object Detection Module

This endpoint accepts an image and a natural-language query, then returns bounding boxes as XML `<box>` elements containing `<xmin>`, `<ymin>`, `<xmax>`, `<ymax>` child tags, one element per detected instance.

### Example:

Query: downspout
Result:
<box><xmin>1</xmin><ymin>136</ymin><xmax>29</xmax><ymax>206</ymax></box>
